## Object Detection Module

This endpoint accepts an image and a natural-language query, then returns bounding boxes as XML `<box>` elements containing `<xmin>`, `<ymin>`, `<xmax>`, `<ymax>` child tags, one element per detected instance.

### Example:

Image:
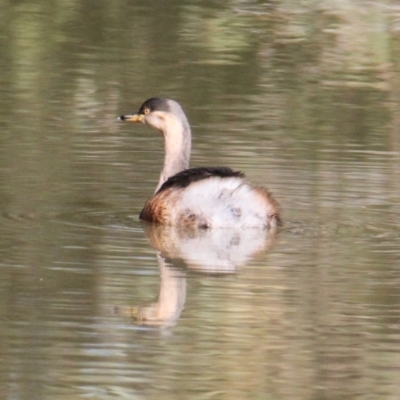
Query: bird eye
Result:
<box><xmin>143</xmin><ymin>108</ymin><xmax>150</xmax><ymax>115</ymax></box>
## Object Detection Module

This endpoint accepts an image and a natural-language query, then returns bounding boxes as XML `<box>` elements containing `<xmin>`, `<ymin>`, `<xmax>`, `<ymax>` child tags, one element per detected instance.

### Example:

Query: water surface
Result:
<box><xmin>1</xmin><ymin>1</ymin><xmax>400</xmax><ymax>399</ymax></box>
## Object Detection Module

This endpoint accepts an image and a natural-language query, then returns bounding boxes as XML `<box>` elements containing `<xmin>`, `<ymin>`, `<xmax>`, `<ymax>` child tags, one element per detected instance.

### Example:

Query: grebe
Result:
<box><xmin>119</xmin><ymin>98</ymin><xmax>281</xmax><ymax>229</ymax></box>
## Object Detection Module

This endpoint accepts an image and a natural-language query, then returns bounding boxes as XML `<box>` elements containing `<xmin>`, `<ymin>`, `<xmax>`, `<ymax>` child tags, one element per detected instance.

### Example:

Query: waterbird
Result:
<box><xmin>119</xmin><ymin>97</ymin><xmax>280</xmax><ymax>229</ymax></box>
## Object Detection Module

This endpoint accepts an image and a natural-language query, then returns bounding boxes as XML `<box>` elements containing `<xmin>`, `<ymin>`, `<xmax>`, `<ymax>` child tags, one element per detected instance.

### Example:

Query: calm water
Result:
<box><xmin>1</xmin><ymin>1</ymin><xmax>400</xmax><ymax>399</ymax></box>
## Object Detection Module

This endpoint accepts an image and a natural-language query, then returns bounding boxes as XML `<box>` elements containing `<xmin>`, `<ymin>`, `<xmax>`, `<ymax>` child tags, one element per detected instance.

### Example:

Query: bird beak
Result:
<box><xmin>118</xmin><ymin>113</ymin><xmax>145</xmax><ymax>123</ymax></box>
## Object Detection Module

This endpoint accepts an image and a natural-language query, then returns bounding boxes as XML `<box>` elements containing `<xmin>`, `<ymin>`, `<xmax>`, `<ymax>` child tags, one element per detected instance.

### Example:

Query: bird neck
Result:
<box><xmin>155</xmin><ymin>115</ymin><xmax>191</xmax><ymax>193</ymax></box>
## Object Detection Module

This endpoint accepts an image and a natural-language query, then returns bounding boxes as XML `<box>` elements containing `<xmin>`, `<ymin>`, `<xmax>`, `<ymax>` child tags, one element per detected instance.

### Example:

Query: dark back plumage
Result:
<box><xmin>156</xmin><ymin>167</ymin><xmax>244</xmax><ymax>194</ymax></box>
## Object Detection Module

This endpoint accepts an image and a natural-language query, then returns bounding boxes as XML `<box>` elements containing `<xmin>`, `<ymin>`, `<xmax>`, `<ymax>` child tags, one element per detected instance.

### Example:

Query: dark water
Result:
<box><xmin>1</xmin><ymin>1</ymin><xmax>400</xmax><ymax>399</ymax></box>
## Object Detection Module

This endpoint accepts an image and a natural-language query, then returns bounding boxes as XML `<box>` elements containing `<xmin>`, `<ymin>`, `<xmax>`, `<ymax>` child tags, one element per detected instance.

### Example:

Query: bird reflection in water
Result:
<box><xmin>114</xmin><ymin>224</ymin><xmax>277</xmax><ymax>329</ymax></box>
<box><xmin>116</xmin><ymin>97</ymin><xmax>280</xmax><ymax>328</ymax></box>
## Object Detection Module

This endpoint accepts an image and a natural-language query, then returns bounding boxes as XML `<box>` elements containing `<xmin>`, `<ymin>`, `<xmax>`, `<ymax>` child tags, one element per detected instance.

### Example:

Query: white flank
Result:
<box><xmin>170</xmin><ymin>176</ymin><xmax>271</xmax><ymax>228</ymax></box>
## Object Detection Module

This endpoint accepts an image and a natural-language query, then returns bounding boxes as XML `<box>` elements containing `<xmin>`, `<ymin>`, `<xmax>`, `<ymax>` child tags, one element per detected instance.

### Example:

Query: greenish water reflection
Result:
<box><xmin>1</xmin><ymin>1</ymin><xmax>400</xmax><ymax>399</ymax></box>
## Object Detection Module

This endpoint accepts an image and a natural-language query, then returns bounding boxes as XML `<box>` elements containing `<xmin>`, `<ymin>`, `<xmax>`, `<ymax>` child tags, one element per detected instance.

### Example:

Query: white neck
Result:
<box><xmin>155</xmin><ymin>114</ymin><xmax>191</xmax><ymax>193</ymax></box>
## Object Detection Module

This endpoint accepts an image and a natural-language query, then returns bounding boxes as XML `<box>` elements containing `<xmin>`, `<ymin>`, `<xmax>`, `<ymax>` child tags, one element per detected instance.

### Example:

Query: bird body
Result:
<box><xmin>119</xmin><ymin>98</ymin><xmax>280</xmax><ymax>229</ymax></box>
